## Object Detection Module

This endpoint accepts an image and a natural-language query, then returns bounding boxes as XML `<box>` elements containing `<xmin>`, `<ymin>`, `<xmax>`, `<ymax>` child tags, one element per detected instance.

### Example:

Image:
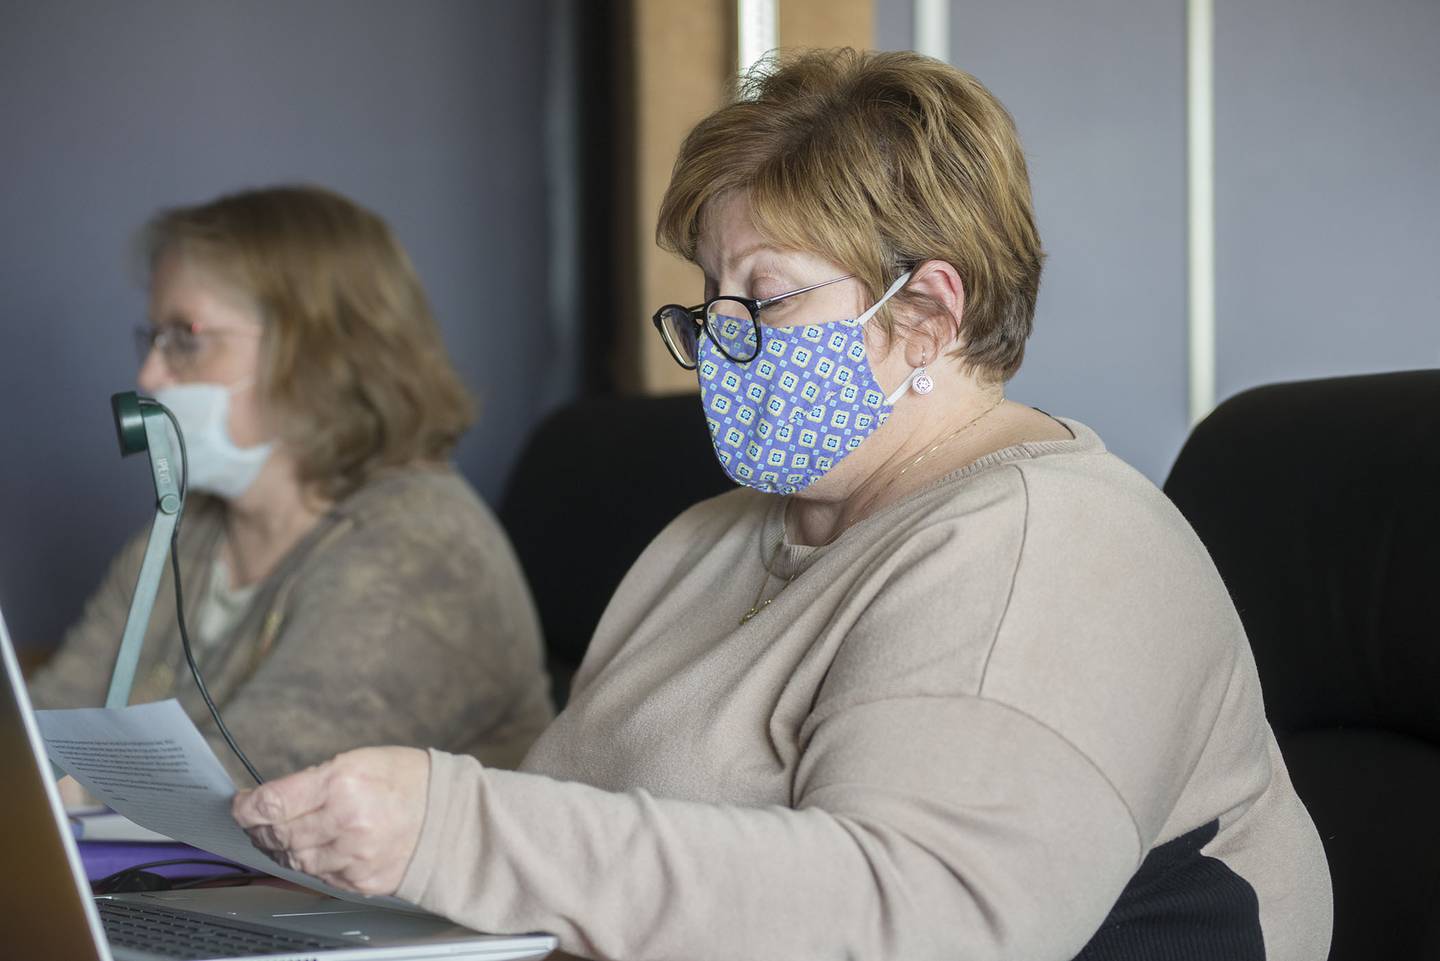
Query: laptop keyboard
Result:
<box><xmin>98</xmin><ymin>897</ymin><xmax>357</xmax><ymax>958</ymax></box>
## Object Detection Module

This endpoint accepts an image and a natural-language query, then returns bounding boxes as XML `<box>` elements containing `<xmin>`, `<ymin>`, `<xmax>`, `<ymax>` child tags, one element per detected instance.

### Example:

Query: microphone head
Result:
<box><xmin>111</xmin><ymin>391</ymin><xmax>148</xmax><ymax>457</ymax></box>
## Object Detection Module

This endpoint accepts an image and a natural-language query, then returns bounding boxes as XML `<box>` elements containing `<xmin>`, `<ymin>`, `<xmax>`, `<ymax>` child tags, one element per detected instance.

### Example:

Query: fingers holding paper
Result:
<box><xmin>57</xmin><ymin>774</ymin><xmax>99</xmax><ymax>810</ymax></box>
<box><xmin>232</xmin><ymin>746</ymin><xmax>430</xmax><ymax>896</ymax></box>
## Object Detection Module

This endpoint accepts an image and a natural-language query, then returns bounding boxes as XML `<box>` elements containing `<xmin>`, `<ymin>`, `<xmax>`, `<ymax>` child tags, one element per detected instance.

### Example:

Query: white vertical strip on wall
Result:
<box><xmin>737</xmin><ymin>0</ymin><xmax>778</xmax><ymax>79</ymax></box>
<box><xmin>1187</xmin><ymin>0</ymin><xmax>1216</xmax><ymax>425</ymax></box>
<box><xmin>913</xmin><ymin>0</ymin><xmax>950</xmax><ymax>61</ymax></box>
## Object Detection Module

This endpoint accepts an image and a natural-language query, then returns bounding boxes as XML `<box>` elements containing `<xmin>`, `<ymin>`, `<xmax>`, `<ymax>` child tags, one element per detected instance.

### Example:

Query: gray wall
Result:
<box><xmin>875</xmin><ymin>0</ymin><xmax>1189</xmax><ymax>483</ymax></box>
<box><xmin>0</xmin><ymin>1</ymin><xmax>562</xmax><ymax>649</ymax></box>
<box><xmin>1214</xmin><ymin>0</ymin><xmax>1440</xmax><ymax>397</ymax></box>
<box><xmin>875</xmin><ymin>0</ymin><xmax>1439</xmax><ymax>481</ymax></box>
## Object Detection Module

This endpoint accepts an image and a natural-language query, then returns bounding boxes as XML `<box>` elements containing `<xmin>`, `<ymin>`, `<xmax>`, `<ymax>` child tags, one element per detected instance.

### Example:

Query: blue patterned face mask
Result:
<box><xmin>698</xmin><ymin>272</ymin><xmax>915</xmax><ymax>494</ymax></box>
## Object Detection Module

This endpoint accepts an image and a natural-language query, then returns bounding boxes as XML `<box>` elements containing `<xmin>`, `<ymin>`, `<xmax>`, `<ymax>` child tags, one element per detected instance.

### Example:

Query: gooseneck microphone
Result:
<box><xmin>107</xmin><ymin>393</ymin><xmax>182</xmax><ymax>708</ymax></box>
<box><xmin>109</xmin><ymin>392</ymin><xmax>263</xmax><ymax>784</ymax></box>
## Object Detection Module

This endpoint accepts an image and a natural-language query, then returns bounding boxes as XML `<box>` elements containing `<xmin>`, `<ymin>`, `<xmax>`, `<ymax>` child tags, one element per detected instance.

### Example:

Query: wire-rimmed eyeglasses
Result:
<box><xmin>651</xmin><ymin>274</ymin><xmax>852</xmax><ymax>370</ymax></box>
<box><xmin>134</xmin><ymin>321</ymin><xmax>262</xmax><ymax>373</ymax></box>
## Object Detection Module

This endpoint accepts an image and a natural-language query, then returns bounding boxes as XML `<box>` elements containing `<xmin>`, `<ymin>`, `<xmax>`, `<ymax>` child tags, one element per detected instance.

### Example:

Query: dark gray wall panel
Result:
<box><xmin>1214</xmin><ymin>0</ymin><xmax>1440</xmax><ymax>400</ymax></box>
<box><xmin>0</xmin><ymin>1</ymin><xmax>557</xmax><ymax>649</ymax></box>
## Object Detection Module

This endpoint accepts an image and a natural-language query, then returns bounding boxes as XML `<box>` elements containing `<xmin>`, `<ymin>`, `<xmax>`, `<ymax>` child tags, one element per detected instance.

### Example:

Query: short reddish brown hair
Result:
<box><xmin>657</xmin><ymin>49</ymin><xmax>1044</xmax><ymax>381</ymax></box>
<box><xmin>142</xmin><ymin>185</ymin><xmax>474</xmax><ymax>501</ymax></box>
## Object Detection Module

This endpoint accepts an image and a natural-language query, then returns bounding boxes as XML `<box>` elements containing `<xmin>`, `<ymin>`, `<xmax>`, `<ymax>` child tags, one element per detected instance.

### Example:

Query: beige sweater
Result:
<box><xmin>397</xmin><ymin>422</ymin><xmax>1332</xmax><ymax>961</ymax></box>
<box><xmin>28</xmin><ymin>466</ymin><xmax>553</xmax><ymax>781</ymax></box>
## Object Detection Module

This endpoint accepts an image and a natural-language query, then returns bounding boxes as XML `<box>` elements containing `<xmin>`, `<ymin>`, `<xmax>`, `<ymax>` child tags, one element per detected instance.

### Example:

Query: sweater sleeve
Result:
<box><xmin>25</xmin><ymin>532</ymin><xmax>146</xmax><ymax>709</ymax></box>
<box><xmin>397</xmin><ymin>698</ymin><xmax>1139</xmax><ymax>961</ymax></box>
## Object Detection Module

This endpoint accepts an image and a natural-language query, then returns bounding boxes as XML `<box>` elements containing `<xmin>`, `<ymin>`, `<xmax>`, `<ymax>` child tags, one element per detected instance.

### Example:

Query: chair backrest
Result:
<box><xmin>498</xmin><ymin>394</ymin><xmax>733</xmax><ymax>706</ymax></box>
<box><xmin>1163</xmin><ymin>369</ymin><xmax>1440</xmax><ymax>961</ymax></box>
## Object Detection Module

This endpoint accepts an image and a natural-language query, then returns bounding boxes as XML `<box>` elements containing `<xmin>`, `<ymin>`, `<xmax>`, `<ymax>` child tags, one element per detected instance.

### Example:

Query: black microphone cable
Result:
<box><xmin>138</xmin><ymin>398</ymin><xmax>265</xmax><ymax>785</ymax></box>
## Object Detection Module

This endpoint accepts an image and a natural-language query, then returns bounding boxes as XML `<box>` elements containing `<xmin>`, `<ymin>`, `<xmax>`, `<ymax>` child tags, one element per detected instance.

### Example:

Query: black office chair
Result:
<box><xmin>1163</xmin><ymin>370</ymin><xmax>1440</xmax><ymax>961</ymax></box>
<box><xmin>498</xmin><ymin>394</ymin><xmax>733</xmax><ymax>707</ymax></box>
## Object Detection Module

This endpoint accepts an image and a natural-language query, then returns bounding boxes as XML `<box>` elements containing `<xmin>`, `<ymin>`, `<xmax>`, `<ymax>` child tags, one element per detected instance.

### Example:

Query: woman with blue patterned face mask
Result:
<box><xmin>234</xmin><ymin>51</ymin><xmax>1330</xmax><ymax>961</ymax></box>
<box><xmin>649</xmin><ymin>191</ymin><xmax>1068</xmax><ymax>552</ymax></box>
<box><xmin>644</xmin><ymin>186</ymin><xmax>1074</xmax><ymax>557</ymax></box>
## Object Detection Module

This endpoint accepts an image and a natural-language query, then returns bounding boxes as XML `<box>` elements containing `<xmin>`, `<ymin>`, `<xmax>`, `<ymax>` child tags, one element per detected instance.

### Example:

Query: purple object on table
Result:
<box><xmin>79</xmin><ymin>841</ymin><xmax>246</xmax><ymax>883</ymax></box>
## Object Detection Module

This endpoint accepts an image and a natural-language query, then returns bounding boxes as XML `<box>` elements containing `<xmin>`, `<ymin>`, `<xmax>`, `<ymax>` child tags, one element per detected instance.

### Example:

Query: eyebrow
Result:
<box><xmin>698</xmin><ymin>241</ymin><xmax>784</xmax><ymax>283</ymax></box>
<box><xmin>147</xmin><ymin>311</ymin><xmax>184</xmax><ymax>328</ymax></box>
<box><xmin>724</xmin><ymin>241</ymin><xmax>778</xmax><ymax>272</ymax></box>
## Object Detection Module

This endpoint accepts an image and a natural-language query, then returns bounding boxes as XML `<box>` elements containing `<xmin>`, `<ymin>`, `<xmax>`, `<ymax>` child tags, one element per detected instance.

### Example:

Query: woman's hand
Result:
<box><xmin>57</xmin><ymin>774</ymin><xmax>99</xmax><ymax>810</ymax></box>
<box><xmin>231</xmin><ymin>746</ymin><xmax>430</xmax><ymax>896</ymax></box>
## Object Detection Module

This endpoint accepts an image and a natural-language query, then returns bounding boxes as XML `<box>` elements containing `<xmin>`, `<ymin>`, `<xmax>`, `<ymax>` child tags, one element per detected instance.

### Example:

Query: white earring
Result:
<box><xmin>911</xmin><ymin>367</ymin><xmax>935</xmax><ymax>395</ymax></box>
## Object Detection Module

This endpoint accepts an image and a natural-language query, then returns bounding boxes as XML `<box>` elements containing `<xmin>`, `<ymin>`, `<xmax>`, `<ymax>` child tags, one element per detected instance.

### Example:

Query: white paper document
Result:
<box><xmin>36</xmin><ymin>699</ymin><xmax>408</xmax><ymax>908</ymax></box>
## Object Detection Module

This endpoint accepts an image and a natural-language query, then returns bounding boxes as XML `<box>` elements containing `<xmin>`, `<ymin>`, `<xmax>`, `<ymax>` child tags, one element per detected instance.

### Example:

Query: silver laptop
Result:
<box><xmin>0</xmin><ymin>608</ymin><xmax>556</xmax><ymax>961</ymax></box>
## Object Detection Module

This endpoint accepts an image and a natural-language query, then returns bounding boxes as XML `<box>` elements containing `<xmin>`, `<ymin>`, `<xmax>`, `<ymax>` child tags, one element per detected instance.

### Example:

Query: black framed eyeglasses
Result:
<box><xmin>651</xmin><ymin>274</ymin><xmax>853</xmax><ymax>370</ymax></box>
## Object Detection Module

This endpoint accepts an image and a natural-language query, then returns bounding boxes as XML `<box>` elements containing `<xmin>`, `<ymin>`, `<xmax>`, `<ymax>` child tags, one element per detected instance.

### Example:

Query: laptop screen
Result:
<box><xmin>0</xmin><ymin>610</ymin><xmax>108</xmax><ymax>961</ymax></box>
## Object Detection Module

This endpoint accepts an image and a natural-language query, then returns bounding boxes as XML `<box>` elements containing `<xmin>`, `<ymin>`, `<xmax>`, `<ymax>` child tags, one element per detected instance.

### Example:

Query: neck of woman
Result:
<box><xmin>220</xmin><ymin>457</ymin><xmax>330</xmax><ymax>587</ymax></box>
<box><xmin>785</xmin><ymin>385</ymin><xmax>1011</xmax><ymax>548</ymax></box>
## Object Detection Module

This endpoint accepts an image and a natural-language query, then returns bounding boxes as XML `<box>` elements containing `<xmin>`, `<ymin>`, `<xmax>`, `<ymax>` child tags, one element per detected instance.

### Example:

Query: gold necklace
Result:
<box><xmin>739</xmin><ymin>398</ymin><xmax>1004</xmax><ymax>626</ymax></box>
<box><xmin>894</xmin><ymin>397</ymin><xmax>1005</xmax><ymax>482</ymax></box>
<box><xmin>740</xmin><ymin>534</ymin><xmax>795</xmax><ymax>625</ymax></box>
<box><xmin>845</xmin><ymin>397</ymin><xmax>1005</xmax><ymax>533</ymax></box>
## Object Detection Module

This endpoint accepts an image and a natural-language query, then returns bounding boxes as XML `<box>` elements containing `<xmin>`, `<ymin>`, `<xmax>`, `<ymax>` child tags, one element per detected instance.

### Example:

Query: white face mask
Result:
<box><xmin>154</xmin><ymin>382</ymin><xmax>274</xmax><ymax>500</ymax></box>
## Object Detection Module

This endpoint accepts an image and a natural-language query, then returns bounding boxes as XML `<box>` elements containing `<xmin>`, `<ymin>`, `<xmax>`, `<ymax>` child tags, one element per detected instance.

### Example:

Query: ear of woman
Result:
<box><xmin>893</xmin><ymin>260</ymin><xmax>967</xmax><ymax>371</ymax></box>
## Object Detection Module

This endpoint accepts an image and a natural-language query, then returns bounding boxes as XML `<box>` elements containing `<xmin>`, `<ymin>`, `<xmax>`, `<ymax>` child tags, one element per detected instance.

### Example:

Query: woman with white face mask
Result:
<box><xmin>28</xmin><ymin>186</ymin><xmax>552</xmax><ymax>785</ymax></box>
<box><xmin>233</xmin><ymin>54</ymin><xmax>1330</xmax><ymax>961</ymax></box>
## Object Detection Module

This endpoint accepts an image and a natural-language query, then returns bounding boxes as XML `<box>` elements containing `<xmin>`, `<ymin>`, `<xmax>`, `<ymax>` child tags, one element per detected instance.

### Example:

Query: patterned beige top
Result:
<box><xmin>27</xmin><ymin>465</ymin><xmax>552</xmax><ymax>782</ymax></box>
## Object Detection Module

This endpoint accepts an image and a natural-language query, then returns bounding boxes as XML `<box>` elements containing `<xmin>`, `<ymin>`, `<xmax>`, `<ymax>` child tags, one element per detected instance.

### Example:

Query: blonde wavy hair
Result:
<box><xmin>657</xmin><ymin>49</ymin><xmax>1044</xmax><ymax>381</ymax></box>
<box><xmin>141</xmin><ymin>185</ymin><xmax>475</xmax><ymax>501</ymax></box>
